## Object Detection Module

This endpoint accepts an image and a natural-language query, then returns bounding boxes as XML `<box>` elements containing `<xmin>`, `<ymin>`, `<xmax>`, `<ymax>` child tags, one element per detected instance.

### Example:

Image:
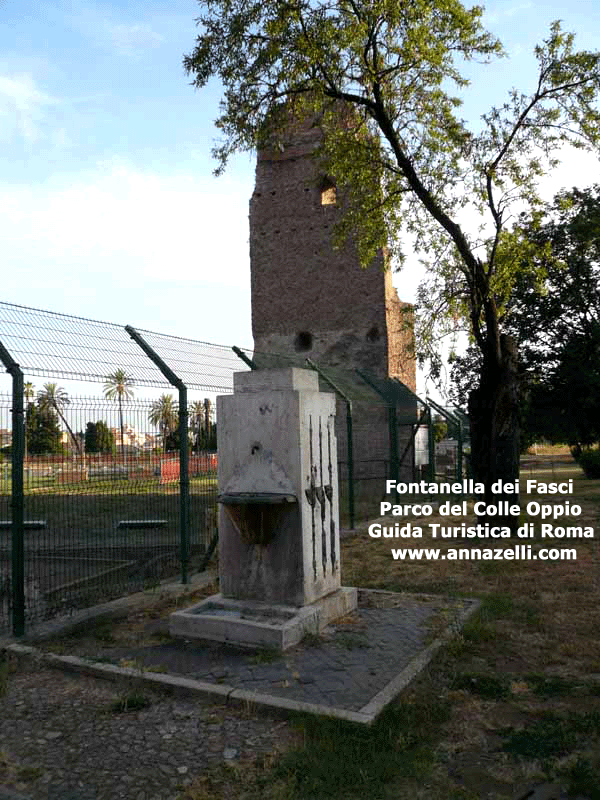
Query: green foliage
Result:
<box><xmin>84</xmin><ymin>421</ymin><xmax>116</xmax><ymax>454</ymax></box>
<box><xmin>272</xmin><ymin>697</ymin><xmax>451</xmax><ymax>798</ymax></box>
<box><xmin>432</xmin><ymin>417</ymin><xmax>448</xmax><ymax>443</ymax></box>
<box><xmin>37</xmin><ymin>383</ymin><xmax>81</xmax><ymax>455</ymax></box>
<box><xmin>562</xmin><ymin>756</ymin><xmax>600</xmax><ymax>800</ymax></box>
<box><xmin>250</xmin><ymin>646</ymin><xmax>280</xmax><ymax>664</ymax></box>
<box><xmin>104</xmin><ymin>369</ymin><xmax>135</xmax><ymax>457</ymax></box>
<box><xmin>575</xmin><ymin>448</ymin><xmax>600</xmax><ymax>479</ymax></box>
<box><xmin>185</xmin><ymin>3</ymin><xmax>600</xmax><ymax>374</ymax></box>
<box><xmin>149</xmin><ymin>394</ymin><xmax>178</xmax><ymax>453</ymax></box>
<box><xmin>190</xmin><ymin>399</ymin><xmax>217</xmax><ymax>452</ymax></box>
<box><xmin>103</xmin><ymin>369</ymin><xmax>135</xmax><ymax>403</ymax></box>
<box><xmin>501</xmin><ymin>711</ymin><xmax>600</xmax><ymax>760</ymax></box>
<box><xmin>26</xmin><ymin>401</ymin><xmax>62</xmax><ymax>455</ymax></box>
<box><xmin>109</xmin><ymin>692</ymin><xmax>152</xmax><ymax>713</ymax></box>
<box><xmin>525</xmin><ymin>674</ymin><xmax>576</xmax><ymax>698</ymax></box>
<box><xmin>451</xmin><ymin>185</ymin><xmax>600</xmax><ymax>448</ymax></box>
<box><xmin>450</xmin><ymin>673</ymin><xmax>510</xmax><ymax>700</ymax></box>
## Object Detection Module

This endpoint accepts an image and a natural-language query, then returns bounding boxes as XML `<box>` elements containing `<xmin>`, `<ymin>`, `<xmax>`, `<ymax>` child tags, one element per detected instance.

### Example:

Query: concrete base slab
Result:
<box><xmin>169</xmin><ymin>587</ymin><xmax>358</xmax><ymax>650</ymax></box>
<box><xmin>7</xmin><ymin>590</ymin><xmax>481</xmax><ymax>726</ymax></box>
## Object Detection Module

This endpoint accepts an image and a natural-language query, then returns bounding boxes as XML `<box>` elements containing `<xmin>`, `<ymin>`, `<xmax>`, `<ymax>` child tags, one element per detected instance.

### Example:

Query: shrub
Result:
<box><xmin>576</xmin><ymin>448</ymin><xmax>600</xmax><ymax>479</ymax></box>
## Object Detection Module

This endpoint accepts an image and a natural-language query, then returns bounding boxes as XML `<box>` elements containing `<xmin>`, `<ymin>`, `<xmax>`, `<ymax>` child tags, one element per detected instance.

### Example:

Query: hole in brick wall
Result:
<box><xmin>319</xmin><ymin>176</ymin><xmax>337</xmax><ymax>205</ymax></box>
<box><xmin>294</xmin><ymin>331</ymin><xmax>313</xmax><ymax>352</ymax></box>
<box><xmin>366</xmin><ymin>325</ymin><xmax>381</xmax><ymax>342</ymax></box>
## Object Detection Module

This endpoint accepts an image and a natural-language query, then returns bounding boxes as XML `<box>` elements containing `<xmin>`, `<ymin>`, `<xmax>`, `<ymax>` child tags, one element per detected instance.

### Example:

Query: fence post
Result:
<box><xmin>0</xmin><ymin>341</ymin><xmax>25</xmax><ymax>636</ymax></box>
<box><xmin>232</xmin><ymin>346</ymin><xmax>258</xmax><ymax>370</ymax></box>
<box><xmin>427</xmin><ymin>407</ymin><xmax>436</xmax><ymax>482</ymax></box>
<box><xmin>125</xmin><ymin>327</ymin><xmax>190</xmax><ymax>584</ymax></box>
<box><xmin>355</xmin><ymin>369</ymin><xmax>400</xmax><ymax>499</ymax></box>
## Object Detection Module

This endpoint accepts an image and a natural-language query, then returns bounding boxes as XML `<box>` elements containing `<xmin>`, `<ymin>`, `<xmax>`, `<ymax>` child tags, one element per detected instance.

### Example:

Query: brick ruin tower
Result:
<box><xmin>249</xmin><ymin>114</ymin><xmax>417</xmax><ymax>503</ymax></box>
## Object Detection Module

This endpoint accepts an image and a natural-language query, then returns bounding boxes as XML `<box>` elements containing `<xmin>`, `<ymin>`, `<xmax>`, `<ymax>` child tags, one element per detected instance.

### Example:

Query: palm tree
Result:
<box><xmin>190</xmin><ymin>400</ymin><xmax>205</xmax><ymax>451</ymax></box>
<box><xmin>103</xmin><ymin>369</ymin><xmax>135</xmax><ymax>460</ymax></box>
<box><xmin>37</xmin><ymin>383</ymin><xmax>82</xmax><ymax>455</ymax></box>
<box><xmin>149</xmin><ymin>394</ymin><xmax>178</xmax><ymax>453</ymax></box>
<box><xmin>24</xmin><ymin>382</ymin><xmax>35</xmax><ymax>460</ymax></box>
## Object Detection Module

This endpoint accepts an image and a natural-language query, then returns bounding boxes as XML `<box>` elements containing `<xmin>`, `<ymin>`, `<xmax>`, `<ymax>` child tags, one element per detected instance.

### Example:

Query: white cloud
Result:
<box><xmin>108</xmin><ymin>23</ymin><xmax>164</xmax><ymax>56</ymax></box>
<box><xmin>0</xmin><ymin>162</ymin><xmax>251</xmax><ymax>291</ymax></box>
<box><xmin>0</xmin><ymin>73</ymin><xmax>58</xmax><ymax>143</ymax></box>
<box><xmin>483</xmin><ymin>2</ymin><xmax>532</xmax><ymax>25</ymax></box>
<box><xmin>68</xmin><ymin>2</ymin><xmax>164</xmax><ymax>59</ymax></box>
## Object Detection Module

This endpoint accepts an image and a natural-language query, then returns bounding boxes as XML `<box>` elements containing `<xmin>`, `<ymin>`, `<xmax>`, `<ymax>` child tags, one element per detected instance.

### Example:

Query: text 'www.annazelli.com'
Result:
<box><xmin>390</xmin><ymin>546</ymin><xmax>577</xmax><ymax>561</ymax></box>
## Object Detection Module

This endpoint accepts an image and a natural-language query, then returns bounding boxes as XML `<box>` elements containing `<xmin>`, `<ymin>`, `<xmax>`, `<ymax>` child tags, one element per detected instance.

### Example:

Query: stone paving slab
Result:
<box><xmin>0</xmin><ymin>590</ymin><xmax>479</xmax><ymax>798</ymax></box>
<box><xmin>8</xmin><ymin>590</ymin><xmax>479</xmax><ymax>726</ymax></box>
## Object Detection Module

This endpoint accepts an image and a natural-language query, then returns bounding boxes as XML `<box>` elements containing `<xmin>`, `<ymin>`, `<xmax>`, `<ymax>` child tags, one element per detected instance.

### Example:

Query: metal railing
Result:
<box><xmin>0</xmin><ymin>301</ymin><xmax>470</xmax><ymax>636</ymax></box>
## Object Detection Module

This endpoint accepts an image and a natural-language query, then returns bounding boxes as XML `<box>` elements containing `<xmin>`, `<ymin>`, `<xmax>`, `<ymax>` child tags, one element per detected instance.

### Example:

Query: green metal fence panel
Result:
<box><xmin>0</xmin><ymin>302</ymin><xmax>246</xmax><ymax>635</ymax></box>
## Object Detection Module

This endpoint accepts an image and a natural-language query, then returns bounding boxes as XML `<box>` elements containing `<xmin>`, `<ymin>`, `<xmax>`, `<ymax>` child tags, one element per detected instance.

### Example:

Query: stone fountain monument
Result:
<box><xmin>169</xmin><ymin>367</ymin><xmax>357</xmax><ymax>650</ymax></box>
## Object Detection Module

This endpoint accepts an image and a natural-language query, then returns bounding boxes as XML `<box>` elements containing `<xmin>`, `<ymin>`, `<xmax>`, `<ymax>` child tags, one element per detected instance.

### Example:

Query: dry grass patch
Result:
<box><xmin>337</xmin><ymin>462</ymin><xmax>600</xmax><ymax>798</ymax></box>
<box><xmin>33</xmin><ymin>457</ymin><xmax>600</xmax><ymax>799</ymax></box>
<box><xmin>41</xmin><ymin>581</ymin><xmax>217</xmax><ymax>658</ymax></box>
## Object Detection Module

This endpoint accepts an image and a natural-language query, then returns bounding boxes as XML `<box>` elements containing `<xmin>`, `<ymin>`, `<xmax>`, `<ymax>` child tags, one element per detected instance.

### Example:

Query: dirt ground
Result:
<box><xmin>2</xmin><ymin>455</ymin><xmax>600</xmax><ymax>799</ymax></box>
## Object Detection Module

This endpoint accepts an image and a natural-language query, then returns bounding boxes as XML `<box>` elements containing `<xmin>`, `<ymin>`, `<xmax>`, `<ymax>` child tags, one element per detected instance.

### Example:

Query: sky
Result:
<box><xmin>1</xmin><ymin>0</ymin><xmax>600</xmax><ymax>398</ymax></box>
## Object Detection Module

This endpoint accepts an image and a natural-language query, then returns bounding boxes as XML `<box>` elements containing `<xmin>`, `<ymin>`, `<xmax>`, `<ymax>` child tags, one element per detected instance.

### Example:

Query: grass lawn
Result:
<box><xmin>8</xmin><ymin>455</ymin><xmax>600</xmax><ymax>799</ymax></box>
<box><xmin>178</xmin><ymin>457</ymin><xmax>600</xmax><ymax>800</ymax></box>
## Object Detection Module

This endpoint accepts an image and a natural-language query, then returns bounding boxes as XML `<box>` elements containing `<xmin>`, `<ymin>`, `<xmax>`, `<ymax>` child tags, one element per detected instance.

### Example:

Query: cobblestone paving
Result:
<box><xmin>44</xmin><ymin>592</ymin><xmax>472</xmax><ymax>712</ymax></box>
<box><xmin>119</xmin><ymin>603</ymin><xmax>436</xmax><ymax>711</ymax></box>
<box><xmin>0</xmin><ymin>591</ymin><xmax>472</xmax><ymax>799</ymax></box>
<box><xmin>0</xmin><ymin>667</ymin><xmax>295</xmax><ymax>800</ymax></box>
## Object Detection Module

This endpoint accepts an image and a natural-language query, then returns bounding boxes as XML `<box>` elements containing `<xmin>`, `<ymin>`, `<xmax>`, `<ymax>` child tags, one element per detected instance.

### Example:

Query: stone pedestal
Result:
<box><xmin>170</xmin><ymin>368</ymin><xmax>357</xmax><ymax>649</ymax></box>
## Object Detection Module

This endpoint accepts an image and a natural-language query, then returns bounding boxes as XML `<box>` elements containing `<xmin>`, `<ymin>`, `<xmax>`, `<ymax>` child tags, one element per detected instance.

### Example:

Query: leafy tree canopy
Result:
<box><xmin>26</xmin><ymin>402</ymin><xmax>62</xmax><ymax>456</ymax></box>
<box><xmin>451</xmin><ymin>185</ymin><xmax>600</xmax><ymax>447</ymax></box>
<box><xmin>185</xmin><ymin>1</ymin><xmax>600</xmax><ymax>503</ymax></box>
<box><xmin>185</xmin><ymin>1</ymin><xmax>600</xmax><ymax>373</ymax></box>
<box><xmin>85</xmin><ymin>421</ymin><xmax>116</xmax><ymax>454</ymax></box>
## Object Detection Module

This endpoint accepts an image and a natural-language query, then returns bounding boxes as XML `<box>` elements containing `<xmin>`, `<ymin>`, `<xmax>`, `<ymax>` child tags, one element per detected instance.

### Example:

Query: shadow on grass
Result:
<box><xmin>268</xmin><ymin>694</ymin><xmax>452</xmax><ymax>799</ymax></box>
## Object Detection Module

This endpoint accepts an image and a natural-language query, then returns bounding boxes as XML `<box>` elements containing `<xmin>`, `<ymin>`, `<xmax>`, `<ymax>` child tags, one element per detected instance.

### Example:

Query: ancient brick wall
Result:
<box><xmin>249</xmin><ymin>119</ymin><xmax>417</xmax><ymax>507</ymax></box>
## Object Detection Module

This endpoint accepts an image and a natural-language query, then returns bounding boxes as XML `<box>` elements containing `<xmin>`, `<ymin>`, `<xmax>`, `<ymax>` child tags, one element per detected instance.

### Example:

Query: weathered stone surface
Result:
<box><xmin>249</xmin><ymin>117</ymin><xmax>417</xmax><ymax>488</ymax></box>
<box><xmin>217</xmin><ymin>368</ymin><xmax>341</xmax><ymax>607</ymax></box>
<box><xmin>170</xmin><ymin>367</ymin><xmax>358</xmax><ymax>650</ymax></box>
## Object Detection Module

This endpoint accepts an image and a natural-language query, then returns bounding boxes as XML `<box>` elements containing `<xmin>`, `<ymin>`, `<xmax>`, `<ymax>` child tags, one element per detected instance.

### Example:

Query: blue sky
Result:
<box><xmin>1</xmin><ymin>0</ymin><xmax>600</xmax><ymax>390</ymax></box>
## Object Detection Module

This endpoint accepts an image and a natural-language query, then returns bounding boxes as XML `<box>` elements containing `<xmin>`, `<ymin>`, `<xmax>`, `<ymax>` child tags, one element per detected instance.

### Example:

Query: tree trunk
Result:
<box><xmin>56</xmin><ymin>407</ymin><xmax>83</xmax><ymax>457</ymax></box>
<box><xmin>468</xmin><ymin>334</ymin><xmax>520</xmax><ymax>531</ymax></box>
<box><xmin>118</xmin><ymin>397</ymin><xmax>125</xmax><ymax>463</ymax></box>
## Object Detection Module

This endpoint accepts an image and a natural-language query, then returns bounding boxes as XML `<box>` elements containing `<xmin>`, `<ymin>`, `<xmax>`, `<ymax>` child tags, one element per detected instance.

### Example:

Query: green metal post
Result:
<box><xmin>305</xmin><ymin>359</ymin><xmax>355</xmax><ymax>529</ymax></box>
<box><xmin>346</xmin><ymin>409</ymin><xmax>355</xmax><ymax>529</ymax></box>
<box><xmin>232</xmin><ymin>346</ymin><xmax>258</xmax><ymax>370</ymax></box>
<box><xmin>178</xmin><ymin>384</ymin><xmax>189</xmax><ymax>584</ymax></box>
<box><xmin>428</xmin><ymin>407</ymin><xmax>436</xmax><ymax>482</ymax></box>
<box><xmin>0</xmin><ymin>341</ymin><xmax>25</xmax><ymax>636</ymax></box>
<box><xmin>456</xmin><ymin>420</ymin><xmax>463</xmax><ymax>481</ymax></box>
<box><xmin>125</xmin><ymin>326</ymin><xmax>190</xmax><ymax>584</ymax></box>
